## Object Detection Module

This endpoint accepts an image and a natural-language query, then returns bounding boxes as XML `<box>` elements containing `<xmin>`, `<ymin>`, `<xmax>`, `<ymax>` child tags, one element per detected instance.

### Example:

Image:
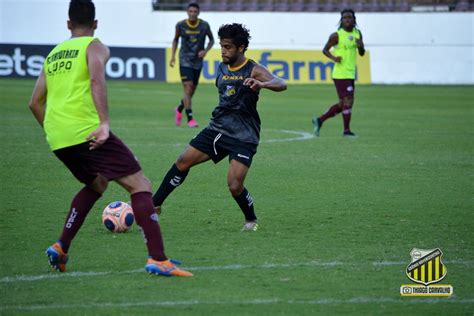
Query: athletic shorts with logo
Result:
<box><xmin>190</xmin><ymin>128</ymin><xmax>257</xmax><ymax>167</ymax></box>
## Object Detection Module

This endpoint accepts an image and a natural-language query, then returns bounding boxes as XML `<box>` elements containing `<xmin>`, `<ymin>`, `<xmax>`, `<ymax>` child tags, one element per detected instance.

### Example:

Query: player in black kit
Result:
<box><xmin>171</xmin><ymin>3</ymin><xmax>214</xmax><ymax>128</ymax></box>
<box><xmin>153</xmin><ymin>23</ymin><xmax>287</xmax><ymax>231</ymax></box>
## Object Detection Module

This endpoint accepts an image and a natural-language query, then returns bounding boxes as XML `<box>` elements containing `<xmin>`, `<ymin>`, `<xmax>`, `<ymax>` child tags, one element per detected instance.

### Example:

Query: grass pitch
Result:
<box><xmin>0</xmin><ymin>79</ymin><xmax>473</xmax><ymax>315</ymax></box>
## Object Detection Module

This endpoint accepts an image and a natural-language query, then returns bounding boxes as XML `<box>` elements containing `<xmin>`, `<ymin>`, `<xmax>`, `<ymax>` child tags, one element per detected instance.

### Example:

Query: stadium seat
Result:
<box><xmin>200</xmin><ymin>0</ymin><xmax>213</xmax><ymax>11</ymax></box>
<box><xmin>246</xmin><ymin>0</ymin><xmax>261</xmax><ymax>11</ymax></box>
<box><xmin>338</xmin><ymin>0</ymin><xmax>351</xmax><ymax>11</ymax></box>
<box><xmin>274</xmin><ymin>0</ymin><xmax>290</xmax><ymax>11</ymax></box>
<box><xmin>260</xmin><ymin>0</ymin><xmax>275</xmax><ymax>11</ymax></box>
<box><xmin>455</xmin><ymin>0</ymin><xmax>470</xmax><ymax>11</ymax></box>
<box><xmin>229</xmin><ymin>0</ymin><xmax>245</xmax><ymax>11</ymax></box>
<box><xmin>367</xmin><ymin>0</ymin><xmax>382</xmax><ymax>11</ymax></box>
<box><xmin>322</xmin><ymin>0</ymin><xmax>338</xmax><ymax>12</ymax></box>
<box><xmin>397</xmin><ymin>0</ymin><xmax>411</xmax><ymax>11</ymax></box>
<box><xmin>215</xmin><ymin>1</ymin><xmax>229</xmax><ymax>11</ymax></box>
<box><xmin>305</xmin><ymin>0</ymin><xmax>322</xmax><ymax>11</ymax></box>
<box><xmin>290</xmin><ymin>0</ymin><xmax>305</xmax><ymax>11</ymax></box>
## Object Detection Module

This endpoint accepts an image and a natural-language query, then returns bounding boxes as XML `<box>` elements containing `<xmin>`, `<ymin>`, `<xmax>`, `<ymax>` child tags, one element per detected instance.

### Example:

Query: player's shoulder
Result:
<box><xmin>177</xmin><ymin>19</ymin><xmax>187</xmax><ymax>26</ymax></box>
<box><xmin>89</xmin><ymin>38</ymin><xmax>107</xmax><ymax>49</ymax></box>
<box><xmin>249</xmin><ymin>60</ymin><xmax>266</xmax><ymax>74</ymax></box>
<box><xmin>199</xmin><ymin>19</ymin><xmax>210</xmax><ymax>27</ymax></box>
<box><xmin>88</xmin><ymin>39</ymin><xmax>110</xmax><ymax>58</ymax></box>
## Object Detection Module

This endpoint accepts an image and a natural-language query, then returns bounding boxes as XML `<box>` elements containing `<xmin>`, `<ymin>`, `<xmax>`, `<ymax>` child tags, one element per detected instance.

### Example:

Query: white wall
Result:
<box><xmin>1</xmin><ymin>0</ymin><xmax>473</xmax><ymax>84</ymax></box>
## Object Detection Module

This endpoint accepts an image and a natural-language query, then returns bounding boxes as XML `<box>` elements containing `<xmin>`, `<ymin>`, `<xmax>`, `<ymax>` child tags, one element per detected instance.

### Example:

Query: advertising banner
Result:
<box><xmin>166</xmin><ymin>48</ymin><xmax>371</xmax><ymax>84</ymax></box>
<box><xmin>0</xmin><ymin>44</ymin><xmax>166</xmax><ymax>80</ymax></box>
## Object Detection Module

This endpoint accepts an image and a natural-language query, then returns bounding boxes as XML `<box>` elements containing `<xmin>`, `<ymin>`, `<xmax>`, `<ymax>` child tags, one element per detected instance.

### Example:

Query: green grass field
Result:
<box><xmin>0</xmin><ymin>78</ymin><xmax>473</xmax><ymax>315</ymax></box>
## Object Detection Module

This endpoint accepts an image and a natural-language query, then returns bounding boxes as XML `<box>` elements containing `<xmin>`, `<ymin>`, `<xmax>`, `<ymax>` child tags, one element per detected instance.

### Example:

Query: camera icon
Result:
<box><xmin>402</xmin><ymin>286</ymin><xmax>412</xmax><ymax>294</ymax></box>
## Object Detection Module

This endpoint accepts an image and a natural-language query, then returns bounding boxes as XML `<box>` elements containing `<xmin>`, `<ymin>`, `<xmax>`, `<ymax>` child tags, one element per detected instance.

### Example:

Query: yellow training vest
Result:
<box><xmin>43</xmin><ymin>36</ymin><xmax>100</xmax><ymax>151</ymax></box>
<box><xmin>332</xmin><ymin>28</ymin><xmax>361</xmax><ymax>80</ymax></box>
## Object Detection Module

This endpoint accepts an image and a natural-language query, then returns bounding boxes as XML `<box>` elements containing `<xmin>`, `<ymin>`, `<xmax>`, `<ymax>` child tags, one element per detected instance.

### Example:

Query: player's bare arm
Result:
<box><xmin>28</xmin><ymin>70</ymin><xmax>47</xmax><ymax>127</ymax></box>
<box><xmin>86</xmin><ymin>40</ymin><xmax>110</xmax><ymax>150</ymax></box>
<box><xmin>198</xmin><ymin>29</ymin><xmax>215</xmax><ymax>58</ymax></box>
<box><xmin>244</xmin><ymin>65</ymin><xmax>287</xmax><ymax>92</ymax></box>
<box><xmin>170</xmin><ymin>26</ymin><xmax>180</xmax><ymax>67</ymax></box>
<box><xmin>323</xmin><ymin>33</ymin><xmax>342</xmax><ymax>63</ymax></box>
<box><xmin>357</xmin><ymin>31</ymin><xmax>365</xmax><ymax>56</ymax></box>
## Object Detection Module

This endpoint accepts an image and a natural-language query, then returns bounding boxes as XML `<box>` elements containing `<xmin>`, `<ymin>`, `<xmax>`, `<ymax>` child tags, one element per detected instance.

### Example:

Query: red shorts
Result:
<box><xmin>53</xmin><ymin>132</ymin><xmax>141</xmax><ymax>185</ymax></box>
<box><xmin>334</xmin><ymin>79</ymin><xmax>355</xmax><ymax>99</ymax></box>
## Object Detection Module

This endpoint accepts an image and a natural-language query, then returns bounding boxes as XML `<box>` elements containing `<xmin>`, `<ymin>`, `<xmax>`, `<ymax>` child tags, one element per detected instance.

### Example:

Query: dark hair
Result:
<box><xmin>187</xmin><ymin>3</ymin><xmax>200</xmax><ymax>10</ymax></box>
<box><xmin>339</xmin><ymin>8</ymin><xmax>357</xmax><ymax>29</ymax></box>
<box><xmin>69</xmin><ymin>0</ymin><xmax>95</xmax><ymax>28</ymax></box>
<box><xmin>218</xmin><ymin>24</ymin><xmax>251</xmax><ymax>51</ymax></box>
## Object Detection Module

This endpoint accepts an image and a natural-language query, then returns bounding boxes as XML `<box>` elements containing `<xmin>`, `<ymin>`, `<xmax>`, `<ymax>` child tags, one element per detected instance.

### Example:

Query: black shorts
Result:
<box><xmin>189</xmin><ymin>128</ymin><xmax>257</xmax><ymax>168</ymax></box>
<box><xmin>180</xmin><ymin>66</ymin><xmax>202</xmax><ymax>85</ymax></box>
<box><xmin>53</xmin><ymin>132</ymin><xmax>142</xmax><ymax>185</ymax></box>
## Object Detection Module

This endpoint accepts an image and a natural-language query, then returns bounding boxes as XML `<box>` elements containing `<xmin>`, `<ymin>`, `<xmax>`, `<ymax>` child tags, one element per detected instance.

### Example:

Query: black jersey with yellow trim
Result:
<box><xmin>208</xmin><ymin>59</ymin><xmax>261</xmax><ymax>144</ymax></box>
<box><xmin>176</xmin><ymin>18</ymin><xmax>210</xmax><ymax>69</ymax></box>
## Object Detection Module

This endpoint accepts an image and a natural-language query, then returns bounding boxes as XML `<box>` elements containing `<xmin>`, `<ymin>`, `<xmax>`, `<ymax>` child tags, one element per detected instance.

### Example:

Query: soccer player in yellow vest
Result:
<box><xmin>28</xmin><ymin>0</ymin><xmax>192</xmax><ymax>277</ymax></box>
<box><xmin>312</xmin><ymin>9</ymin><xmax>365</xmax><ymax>137</ymax></box>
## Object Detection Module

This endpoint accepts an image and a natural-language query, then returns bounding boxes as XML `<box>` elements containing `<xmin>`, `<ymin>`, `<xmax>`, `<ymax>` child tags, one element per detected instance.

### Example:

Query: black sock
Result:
<box><xmin>152</xmin><ymin>164</ymin><xmax>189</xmax><ymax>207</ymax></box>
<box><xmin>233</xmin><ymin>188</ymin><xmax>257</xmax><ymax>221</ymax></box>
<box><xmin>177</xmin><ymin>100</ymin><xmax>184</xmax><ymax>112</ymax></box>
<box><xmin>185</xmin><ymin>109</ymin><xmax>193</xmax><ymax>121</ymax></box>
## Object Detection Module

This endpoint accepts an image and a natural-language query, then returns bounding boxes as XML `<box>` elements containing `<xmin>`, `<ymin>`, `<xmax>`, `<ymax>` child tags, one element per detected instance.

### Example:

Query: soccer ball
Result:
<box><xmin>102</xmin><ymin>201</ymin><xmax>134</xmax><ymax>233</ymax></box>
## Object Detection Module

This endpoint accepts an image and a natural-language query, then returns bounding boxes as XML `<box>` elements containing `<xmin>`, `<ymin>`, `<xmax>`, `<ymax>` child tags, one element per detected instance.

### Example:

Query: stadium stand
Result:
<box><xmin>151</xmin><ymin>0</ymin><xmax>473</xmax><ymax>11</ymax></box>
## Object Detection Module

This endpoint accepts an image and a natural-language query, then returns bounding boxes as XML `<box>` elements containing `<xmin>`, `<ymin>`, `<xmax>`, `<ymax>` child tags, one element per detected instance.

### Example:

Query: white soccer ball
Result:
<box><xmin>102</xmin><ymin>201</ymin><xmax>134</xmax><ymax>233</ymax></box>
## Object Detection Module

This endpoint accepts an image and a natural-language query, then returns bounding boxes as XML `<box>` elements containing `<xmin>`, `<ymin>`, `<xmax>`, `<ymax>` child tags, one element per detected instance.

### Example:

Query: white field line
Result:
<box><xmin>124</xmin><ymin>129</ymin><xmax>315</xmax><ymax>148</ymax></box>
<box><xmin>1</xmin><ymin>297</ymin><xmax>473</xmax><ymax>311</ymax></box>
<box><xmin>1</xmin><ymin>260</ymin><xmax>472</xmax><ymax>284</ymax></box>
<box><xmin>261</xmin><ymin>130</ymin><xmax>314</xmax><ymax>143</ymax></box>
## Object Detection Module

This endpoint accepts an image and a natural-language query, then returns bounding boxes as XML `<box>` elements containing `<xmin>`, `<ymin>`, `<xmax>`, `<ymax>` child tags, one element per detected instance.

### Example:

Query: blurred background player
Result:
<box><xmin>153</xmin><ymin>23</ymin><xmax>287</xmax><ymax>231</ymax></box>
<box><xmin>170</xmin><ymin>2</ymin><xmax>214</xmax><ymax>128</ymax></box>
<box><xmin>28</xmin><ymin>0</ymin><xmax>192</xmax><ymax>277</ymax></box>
<box><xmin>312</xmin><ymin>8</ymin><xmax>365</xmax><ymax>137</ymax></box>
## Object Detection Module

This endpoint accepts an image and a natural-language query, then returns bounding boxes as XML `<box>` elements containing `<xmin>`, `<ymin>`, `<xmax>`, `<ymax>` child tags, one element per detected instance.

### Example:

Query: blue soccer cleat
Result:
<box><xmin>46</xmin><ymin>242</ymin><xmax>68</xmax><ymax>272</ymax></box>
<box><xmin>145</xmin><ymin>258</ymin><xmax>193</xmax><ymax>277</ymax></box>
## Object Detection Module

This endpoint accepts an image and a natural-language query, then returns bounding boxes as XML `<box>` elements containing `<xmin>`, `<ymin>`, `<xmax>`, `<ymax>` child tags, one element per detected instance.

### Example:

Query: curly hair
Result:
<box><xmin>218</xmin><ymin>23</ymin><xmax>251</xmax><ymax>52</ymax></box>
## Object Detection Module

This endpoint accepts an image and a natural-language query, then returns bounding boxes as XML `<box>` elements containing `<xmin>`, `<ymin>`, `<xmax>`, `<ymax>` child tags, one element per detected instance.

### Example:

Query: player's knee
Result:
<box><xmin>343</xmin><ymin>97</ymin><xmax>353</xmax><ymax>108</ymax></box>
<box><xmin>90</xmin><ymin>175</ymin><xmax>108</xmax><ymax>194</ymax></box>
<box><xmin>184</xmin><ymin>84</ymin><xmax>194</xmax><ymax>95</ymax></box>
<box><xmin>228</xmin><ymin>180</ymin><xmax>243</xmax><ymax>196</ymax></box>
<box><xmin>176</xmin><ymin>156</ymin><xmax>191</xmax><ymax>171</ymax></box>
<box><xmin>138</xmin><ymin>176</ymin><xmax>152</xmax><ymax>192</ymax></box>
<box><xmin>128</xmin><ymin>176</ymin><xmax>152</xmax><ymax>194</ymax></box>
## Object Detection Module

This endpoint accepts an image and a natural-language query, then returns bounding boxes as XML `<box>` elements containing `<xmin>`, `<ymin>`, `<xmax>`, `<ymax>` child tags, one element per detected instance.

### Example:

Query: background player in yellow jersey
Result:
<box><xmin>170</xmin><ymin>3</ymin><xmax>214</xmax><ymax>128</ymax></box>
<box><xmin>28</xmin><ymin>0</ymin><xmax>192</xmax><ymax>277</ymax></box>
<box><xmin>312</xmin><ymin>9</ymin><xmax>365</xmax><ymax>137</ymax></box>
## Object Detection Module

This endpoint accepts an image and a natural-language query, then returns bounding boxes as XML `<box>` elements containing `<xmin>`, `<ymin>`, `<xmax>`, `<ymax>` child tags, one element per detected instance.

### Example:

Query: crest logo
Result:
<box><xmin>348</xmin><ymin>35</ymin><xmax>354</xmax><ymax>41</ymax></box>
<box><xmin>225</xmin><ymin>85</ymin><xmax>236</xmax><ymax>96</ymax></box>
<box><xmin>406</xmin><ymin>248</ymin><xmax>446</xmax><ymax>286</ymax></box>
